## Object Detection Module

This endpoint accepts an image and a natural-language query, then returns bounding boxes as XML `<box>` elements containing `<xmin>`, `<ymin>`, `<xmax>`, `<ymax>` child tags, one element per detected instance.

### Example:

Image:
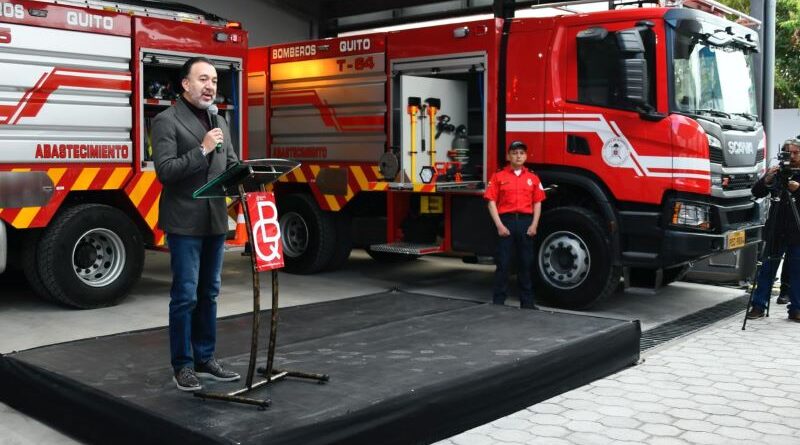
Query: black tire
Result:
<box><xmin>533</xmin><ymin>206</ymin><xmax>621</xmax><ymax>309</ymax></box>
<box><xmin>37</xmin><ymin>204</ymin><xmax>144</xmax><ymax>309</ymax></box>
<box><xmin>325</xmin><ymin>211</ymin><xmax>353</xmax><ymax>271</ymax></box>
<box><xmin>365</xmin><ymin>248</ymin><xmax>419</xmax><ymax>263</ymax></box>
<box><xmin>278</xmin><ymin>194</ymin><xmax>336</xmax><ymax>274</ymax></box>
<box><xmin>21</xmin><ymin>231</ymin><xmax>57</xmax><ymax>302</ymax></box>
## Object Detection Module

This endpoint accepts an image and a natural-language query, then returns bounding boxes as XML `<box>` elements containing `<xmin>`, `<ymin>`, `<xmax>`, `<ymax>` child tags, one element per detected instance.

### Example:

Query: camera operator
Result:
<box><xmin>746</xmin><ymin>138</ymin><xmax>800</xmax><ymax>321</ymax></box>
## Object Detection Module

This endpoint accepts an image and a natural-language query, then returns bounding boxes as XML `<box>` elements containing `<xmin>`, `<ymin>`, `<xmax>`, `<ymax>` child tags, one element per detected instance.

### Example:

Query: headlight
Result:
<box><xmin>672</xmin><ymin>201</ymin><xmax>711</xmax><ymax>230</ymax></box>
<box><xmin>707</xmin><ymin>134</ymin><xmax>722</xmax><ymax>149</ymax></box>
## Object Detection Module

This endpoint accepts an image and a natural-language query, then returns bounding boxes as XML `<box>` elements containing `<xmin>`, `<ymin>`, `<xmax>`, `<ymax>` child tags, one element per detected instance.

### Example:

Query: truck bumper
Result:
<box><xmin>662</xmin><ymin>224</ymin><xmax>762</xmax><ymax>265</ymax></box>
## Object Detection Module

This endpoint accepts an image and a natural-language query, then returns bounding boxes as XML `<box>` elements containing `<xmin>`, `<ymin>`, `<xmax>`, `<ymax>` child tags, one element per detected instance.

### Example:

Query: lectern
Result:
<box><xmin>192</xmin><ymin>159</ymin><xmax>329</xmax><ymax>408</ymax></box>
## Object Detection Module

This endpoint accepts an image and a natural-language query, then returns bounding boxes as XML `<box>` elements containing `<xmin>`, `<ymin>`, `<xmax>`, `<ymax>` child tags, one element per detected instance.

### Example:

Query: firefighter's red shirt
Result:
<box><xmin>484</xmin><ymin>166</ymin><xmax>546</xmax><ymax>214</ymax></box>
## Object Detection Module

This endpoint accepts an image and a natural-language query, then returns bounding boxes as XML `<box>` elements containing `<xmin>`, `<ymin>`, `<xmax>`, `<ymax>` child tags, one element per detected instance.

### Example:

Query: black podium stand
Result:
<box><xmin>192</xmin><ymin>159</ymin><xmax>329</xmax><ymax>408</ymax></box>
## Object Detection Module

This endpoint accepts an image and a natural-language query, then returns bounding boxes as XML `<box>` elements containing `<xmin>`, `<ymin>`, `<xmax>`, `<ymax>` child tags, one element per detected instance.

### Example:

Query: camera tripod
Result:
<box><xmin>742</xmin><ymin>174</ymin><xmax>800</xmax><ymax>330</ymax></box>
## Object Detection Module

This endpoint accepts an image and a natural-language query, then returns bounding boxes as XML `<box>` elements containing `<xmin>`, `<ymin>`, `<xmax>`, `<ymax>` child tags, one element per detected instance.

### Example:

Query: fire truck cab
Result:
<box><xmin>0</xmin><ymin>0</ymin><xmax>247</xmax><ymax>308</ymax></box>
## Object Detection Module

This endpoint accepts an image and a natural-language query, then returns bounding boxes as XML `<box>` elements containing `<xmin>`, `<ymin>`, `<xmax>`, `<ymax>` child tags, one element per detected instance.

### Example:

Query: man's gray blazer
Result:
<box><xmin>152</xmin><ymin>97</ymin><xmax>239</xmax><ymax>236</ymax></box>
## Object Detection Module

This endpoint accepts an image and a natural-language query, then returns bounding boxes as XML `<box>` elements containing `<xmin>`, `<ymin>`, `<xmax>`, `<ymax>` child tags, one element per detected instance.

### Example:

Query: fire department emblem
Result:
<box><xmin>527</xmin><ymin>178</ymin><xmax>533</xmax><ymax>186</ymax></box>
<box><xmin>602</xmin><ymin>137</ymin><xmax>630</xmax><ymax>167</ymax></box>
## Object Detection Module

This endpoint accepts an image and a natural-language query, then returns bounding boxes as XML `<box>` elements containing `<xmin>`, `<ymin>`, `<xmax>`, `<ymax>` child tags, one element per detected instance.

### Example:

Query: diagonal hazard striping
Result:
<box><xmin>640</xmin><ymin>294</ymin><xmax>750</xmax><ymax>351</ymax></box>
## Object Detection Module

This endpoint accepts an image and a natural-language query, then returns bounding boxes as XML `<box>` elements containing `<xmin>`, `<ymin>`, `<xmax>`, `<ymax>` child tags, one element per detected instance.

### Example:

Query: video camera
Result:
<box><xmin>775</xmin><ymin>137</ymin><xmax>800</xmax><ymax>182</ymax></box>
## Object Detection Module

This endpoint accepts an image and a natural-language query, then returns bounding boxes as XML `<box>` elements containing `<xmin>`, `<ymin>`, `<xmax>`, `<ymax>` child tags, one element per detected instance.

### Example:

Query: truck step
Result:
<box><xmin>369</xmin><ymin>242</ymin><xmax>444</xmax><ymax>255</ymax></box>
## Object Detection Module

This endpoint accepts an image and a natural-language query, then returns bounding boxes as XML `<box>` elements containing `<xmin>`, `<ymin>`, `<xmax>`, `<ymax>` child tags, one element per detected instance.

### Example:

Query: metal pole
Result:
<box><xmin>753</xmin><ymin>0</ymin><xmax>777</xmax><ymax>158</ymax></box>
<box><xmin>239</xmin><ymin>184</ymin><xmax>261</xmax><ymax>389</ymax></box>
<box><xmin>265</xmin><ymin>269</ymin><xmax>279</xmax><ymax>380</ymax></box>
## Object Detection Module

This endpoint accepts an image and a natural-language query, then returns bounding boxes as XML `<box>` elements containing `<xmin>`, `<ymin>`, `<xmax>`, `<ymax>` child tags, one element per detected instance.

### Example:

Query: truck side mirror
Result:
<box><xmin>616</xmin><ymin>29</ymin><xmax>649</xmax><ymax>108</ymax></box>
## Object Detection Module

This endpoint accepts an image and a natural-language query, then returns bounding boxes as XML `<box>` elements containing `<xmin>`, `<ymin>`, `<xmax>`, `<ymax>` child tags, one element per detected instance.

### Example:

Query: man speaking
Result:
<box><xmin>152</xmin><ymin>57</ymin><xmax>241</xmax><ymax>390</ymax></box>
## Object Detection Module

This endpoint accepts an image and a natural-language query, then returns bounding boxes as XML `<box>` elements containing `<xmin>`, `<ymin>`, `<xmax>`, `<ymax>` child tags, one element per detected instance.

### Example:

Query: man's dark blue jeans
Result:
<box><xmin>493</xmin><ymin>213</ymin><xmax>535</xmax><ymax>308</ymax></box>
<box><xmin>167</xmin><ymin>233</ymin><xmax>226</xmax><ymax>372</ymax></box>
<box><xmin>752</xmin><ymin>243</ymin><xmax>800</xmax><ymax>315</ymax></box>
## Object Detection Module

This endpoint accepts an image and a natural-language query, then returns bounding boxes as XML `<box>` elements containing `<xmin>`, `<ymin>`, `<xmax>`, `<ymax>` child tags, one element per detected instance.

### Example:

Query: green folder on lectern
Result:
<box><xmin>193</xmin><ymin>158</ymin><xmax>301</xmax><ymax>199</ymax></box>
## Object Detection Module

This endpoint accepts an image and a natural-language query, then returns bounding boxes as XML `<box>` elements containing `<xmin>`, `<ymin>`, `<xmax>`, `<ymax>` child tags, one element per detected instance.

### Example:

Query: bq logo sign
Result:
<box><xmin>246</xmin><ymin>192</ymin><xmax>284</xmax><ymax>271</ymax></box>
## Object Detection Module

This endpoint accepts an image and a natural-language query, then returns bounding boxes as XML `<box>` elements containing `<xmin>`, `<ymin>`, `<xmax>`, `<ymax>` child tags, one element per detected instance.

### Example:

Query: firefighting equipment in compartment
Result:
<box><xmin>407</xmin><ymin>97</ymin><xmax>421</xmax><ymax>183</ymax></box>
<box><xmin>448</xmin><ymin>125</ymin><xmax>469</xmax><ymax>164</ymax></box>
<box><xmin>425</xmin><ymin>98</ymin><xmax>440</xmax><ymax>166</ymax></box>
<box><xmin>435</xmin><ymin>114</ymin><xmax>455</xmax><ymax>139</ymax></box>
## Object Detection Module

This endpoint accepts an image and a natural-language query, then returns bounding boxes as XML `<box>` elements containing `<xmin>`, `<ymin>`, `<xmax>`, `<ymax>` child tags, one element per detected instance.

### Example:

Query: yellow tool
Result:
<box><xmin>407</xmin><ymin>97</ymin><xmax>421</xmax><ymax>184</ymax></box>
<box><xmin>425</xmin><ymin>98</ymin><xmax>440</xmax><ymax>167</ymax></box>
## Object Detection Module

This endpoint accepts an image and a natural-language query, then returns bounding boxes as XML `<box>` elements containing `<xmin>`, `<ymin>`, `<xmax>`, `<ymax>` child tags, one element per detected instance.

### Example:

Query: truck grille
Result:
<box><xmin>723</xmin><ymin>174</ymin><xmax>756</xmax><ymax>191</ymax></box>
<box><xmin>709</xmin><ymin>147</ymin><xmax>724</xmax><ymax>164</ymax></box>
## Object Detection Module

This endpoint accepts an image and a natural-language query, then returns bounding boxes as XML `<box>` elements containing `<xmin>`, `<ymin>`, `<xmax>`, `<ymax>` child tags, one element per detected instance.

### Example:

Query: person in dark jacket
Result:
<box><xmin>746</xmin><ymin>138</ymin><xmax>800</xmax><ymax>321</ymax></box>
<box><xmin>152</xmin><ymin>57</ymin><xmax>241</xmax><ymax>391</ymax></box>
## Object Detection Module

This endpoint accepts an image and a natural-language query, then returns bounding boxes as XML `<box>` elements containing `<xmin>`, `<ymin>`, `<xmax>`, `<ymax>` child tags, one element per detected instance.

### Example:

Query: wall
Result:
<box><xmin>187</xmin><ymin>0</ymin><xmax>312</xmax><ymax>46</ymax></box>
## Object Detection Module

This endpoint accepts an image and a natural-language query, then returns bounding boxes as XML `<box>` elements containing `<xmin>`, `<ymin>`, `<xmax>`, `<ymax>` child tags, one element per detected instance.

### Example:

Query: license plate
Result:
<box><xmin>726</xmin><ymin>229</ymin><xmax>745</xmax><ymax>249</ymax></box>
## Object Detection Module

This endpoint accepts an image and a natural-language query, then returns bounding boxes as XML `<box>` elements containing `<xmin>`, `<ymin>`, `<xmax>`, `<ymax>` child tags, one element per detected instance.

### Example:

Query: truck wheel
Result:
<box><xmin>36</xmin><ymin>204</ymin><xmax>144</xmax><ymax>309</ymax></box>
<box><xmin>278</xmin><ymin>194</ymin><xmax>336</xmax><ymax>274</ymax></box>
<box><xmin>534</xmin><ymin>206</ymin><xmax>621</xmax><ymax>309</ymax></box>
<box><xmin>21</xmin><ymin>232</ymin><xmax>56</xmax><ymax>302</ymax></box>
<box><xmin>365</xmin><ymin>248</ymin><xmax>419</xmax><ymax>263</ymax></box>
<box><xmin>325</xmin><ymin>211</ymin><xmax>352</xmax><ymax>271</ymax></box>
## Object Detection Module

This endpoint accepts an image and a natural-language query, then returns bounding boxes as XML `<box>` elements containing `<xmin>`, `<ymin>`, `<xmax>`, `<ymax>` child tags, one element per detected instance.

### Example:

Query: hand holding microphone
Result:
<box><xmin>208</xmin><ymin>104</ymin><xmax>223</xmax><ymax>153</ymax></box>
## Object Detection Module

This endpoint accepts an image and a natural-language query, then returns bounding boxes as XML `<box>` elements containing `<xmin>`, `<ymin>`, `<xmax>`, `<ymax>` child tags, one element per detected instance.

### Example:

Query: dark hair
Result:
<box><xmin>179</xmin><ymin>56</ymin><xmax>213</xmax><ymax>92</ymax></box>
<box><xmin>508</xmin><ymin>140</ymin><xmax>527</xmax><ymax>152</ymax></box>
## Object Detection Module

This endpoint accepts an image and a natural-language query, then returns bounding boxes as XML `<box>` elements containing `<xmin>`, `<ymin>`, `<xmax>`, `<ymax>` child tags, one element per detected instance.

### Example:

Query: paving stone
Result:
<box><xmin>564</xmin><ymin>420</ymin><xmax>604</xmax><ymax>433</ymax></box>
<box><xmin>684</xmin><ymin>385</ymin><xmax>719</xmax><ymax>396</ymax></box>
<box><xmin>715</xmin><ymin>426</ymin><xmax>763</xmax><ymax>441</ymax></box>
<box><xmin>738</xmin><ymin>410</ymin><xmax>778</xmax><ymax>423</ymax></box>
<box><xmin>694</xmin><ymin>404</ymin><xmax>740</xmax><ymax>416</ymax></box>
<box><xmin>528</xmin><ymin>437</ymin><xmax>572</xmax><ymax>445</ymax></box>
<box><xmin>668</xmin><ymin>408</ymin><xmax>707</xmax><ymax>421</ymax></box>
<box><xmin>602</xmin><ymin>426</ymin><xmax>649</xmax><ymax>442</ymax></box>
<box><xmin>690</xmin><ymin>394</ymin><xmax>731</xmax><ymax>406</ymax></box>
<box><xmin>673</xmin><ymin>419</ymin><xmax>717</xmax><ymax>432</ymax></box>
<box><xmin>448</xmin><ymin>432</ymin><xmax>495</xmax><ymax>445</ymax></box>
<box><xmin>751</xmin><ymin>387</ymin><xmax>787</xmax><ymax>398</ymax></box>
<box><xmin>528</xmin><ymin>414</ymin><xmax>569</xmax><ymax>426</ymax></box>
<box><xmin>680</xmin><ymin>431</ymin><xmax>730</xmax><ymax>445</ymax></box>
<box><xmin>705</xmin><ymin>414</ymin><xmax>750</xmax><ymax>427</ymax></box>
<box><xmin>489</xmin><ymin>428</ymin><xmax>534</xmax><ymax>443</ymax></box>
<box><xmin>634</xmin><ymin>412</ymin><xmax>675</xmax><ymax>424</ymax></box>
<box><xmin>750</xmin><ymin>422</ymin><xmax>796</xmax><ymax>436</ymax></box>
<box><xmin>660</xmin><ymin>397</ymin><xmax>699</xmax><ymax>409</ymax></box>
<box><xmin>761</xmin><ymin>396</ymin><xmax>798</xmax><ymax>408</ymax></box>
<box><xmin>625</xmin><ymin>391</ymin><xmax>662</xmax><ymax>402</ymax></box>
<box><xmin>591</xmin><ymin>396</ymin><xmax>632</xmax><ymax>407</ymax></box>
<box><xmin>588</xmin><ymin>386</ymin><xmax>627</xmax><ymax>397</ymax></box>
<box><xmin>561</xmin><ymin>399</ymin><xmax>597</xmax><ymax>411</ymax></box>
<box><xmin>597</xmin><ymin>415</ymin><xmax>639</xmax><ymax>429</ymax></box>
<box><xmin>567</xmin><ymin>432</ymin><xmax>615</xmax><ymax>445</ymax></box>
<box><xmin>527</xmin><ymin>424</ymin><xmax>569</xmax><ymax>438</ymax></box>
<box><xmin>563</xmin><ymin>410</ymin><xmax>603</xmax><ymax>422</ymax></box>
<box><xmin>648</xmin><ymin>437</ymin><xmax>692</xmax><ymax>445</ymax></box>
<box><xmin>626</xmin><ymin>401</ymin><xmax>668</xmax><ymax>413</ymax></box>
<box><xmin>528</xmin><ymin>403</ymin><xmax>565</xmax><ymax>415</ymax></box>
<box><xmin>492</xmin><ymin>417</ymin><xmax>531</xmax><ymax>431</ymax></box>
<box><xmin>641</xmin><ymin>423</ymin><xmax>683</xmax><ymax>437</ymax></box>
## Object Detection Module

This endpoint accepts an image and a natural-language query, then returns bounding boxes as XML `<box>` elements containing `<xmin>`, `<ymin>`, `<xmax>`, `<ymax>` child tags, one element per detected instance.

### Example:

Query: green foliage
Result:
<box><xmin>717</xmin><ymin>0</ymin><xmax>800</xmax><ymax>108</ymax></box>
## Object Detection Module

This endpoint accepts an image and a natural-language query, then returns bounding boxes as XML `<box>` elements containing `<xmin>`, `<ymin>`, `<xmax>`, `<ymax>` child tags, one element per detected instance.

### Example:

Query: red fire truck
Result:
<box><xmin>248</xmin><ymin>0</ymin><xmax>766</xmax><ymax>308</ymax></box>
<box><xmin>0</xmin><ymin>0</ymin><xmax>247</xmax><ymax>308</ymax></box>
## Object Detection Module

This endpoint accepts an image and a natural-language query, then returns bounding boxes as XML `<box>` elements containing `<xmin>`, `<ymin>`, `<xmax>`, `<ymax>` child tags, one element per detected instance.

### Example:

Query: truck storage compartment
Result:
<box><xmin>390</xmin><ymin>55</ymin><xmax>486</xmax><ymax>188</ymax></box>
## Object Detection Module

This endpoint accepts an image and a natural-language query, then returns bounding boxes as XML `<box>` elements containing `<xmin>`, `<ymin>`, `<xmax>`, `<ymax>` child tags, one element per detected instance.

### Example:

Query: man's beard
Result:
<box><xmin>188</xmin><ymin>90</ymin><xmax>215</xmax><ymax>109</ymax></box>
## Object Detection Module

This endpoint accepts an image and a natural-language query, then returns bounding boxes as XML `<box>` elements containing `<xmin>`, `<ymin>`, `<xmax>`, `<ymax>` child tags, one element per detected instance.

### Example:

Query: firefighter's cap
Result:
<box><xmin>508</xmin><ymin>140</ymin><xmax>528</xmax><ymax>152</ymax></box>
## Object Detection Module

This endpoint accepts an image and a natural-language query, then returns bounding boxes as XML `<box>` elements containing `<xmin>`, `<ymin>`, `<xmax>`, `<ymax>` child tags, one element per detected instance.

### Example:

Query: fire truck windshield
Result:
<box><xmin>671</xmin><ymin>24</ymin><xmax>758</xmax><ymax>122</ymax></box>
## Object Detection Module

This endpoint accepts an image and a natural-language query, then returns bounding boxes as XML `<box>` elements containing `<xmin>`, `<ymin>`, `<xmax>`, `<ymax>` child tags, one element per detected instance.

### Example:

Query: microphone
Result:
<box><xmin>208</xmin><ymin>104</ymin><xmax>222</xmax><ymax>153</ymax></box>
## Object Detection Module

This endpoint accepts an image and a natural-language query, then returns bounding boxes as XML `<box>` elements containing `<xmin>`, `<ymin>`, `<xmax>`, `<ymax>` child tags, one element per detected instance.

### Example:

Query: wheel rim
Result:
<box><xmin>538</xmin><ymin>230</ymin><xmax>590</xmax><ymax>290</ymax></box>
<box><xmin>280</xmin><ymin>211</ymin><xmax>309</xmax><ymax>258</ymax></box>
<box><xmin>71</xmin><ymin>228</ymin><xmax>126</xmax><ymax>288</ymax></box>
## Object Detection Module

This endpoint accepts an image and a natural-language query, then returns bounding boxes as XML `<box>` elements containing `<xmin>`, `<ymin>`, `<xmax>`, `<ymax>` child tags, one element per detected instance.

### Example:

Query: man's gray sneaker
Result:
<box><xmin>173</xmin><ymin>367</ymin><xmax>202</xmax><ymax>391</ymax></box>
<box><xmin>195</xmin><ymin>358</ymin><xmax>240</xmax><ymax>382</ymax></box>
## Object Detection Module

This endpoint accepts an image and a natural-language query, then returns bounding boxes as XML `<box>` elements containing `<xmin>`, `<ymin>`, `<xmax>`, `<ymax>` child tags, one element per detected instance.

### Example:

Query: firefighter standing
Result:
<box><xmin>484</xmin><ymin>141</ymin><xmax>546</xmax><ymax>309</ymax></box>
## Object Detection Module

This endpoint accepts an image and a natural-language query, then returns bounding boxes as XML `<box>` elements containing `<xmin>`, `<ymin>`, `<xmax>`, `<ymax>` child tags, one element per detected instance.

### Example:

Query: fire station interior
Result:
<box><xmin>1</xmin><ymin>0</ymin><xmax>793</xmax><ymax>444</ymax></box>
